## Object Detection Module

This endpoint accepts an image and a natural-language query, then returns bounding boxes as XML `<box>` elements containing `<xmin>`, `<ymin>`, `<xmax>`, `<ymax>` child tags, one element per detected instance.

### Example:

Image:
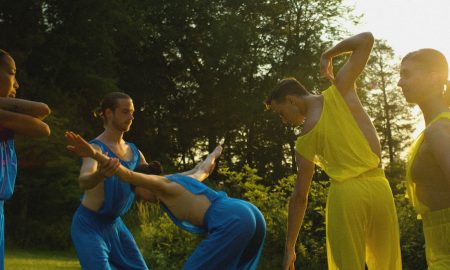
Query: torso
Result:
<box><xmin>341</xmin><ymin>91</ymin><xmax>381</xmax><ymax>159</ymax></box>
<box><xmin>411</xmin><ymin>119</ymin><xmax>450</xmax><ymax>211</ymax></box>
<box><xmin>158</xmin><ymin>179</ymin><xmax>212</xmax><ymax>227</ymax></box>
<box><xmin>82</xmin><ymin>139</ymin><xmax>135</xmax><ymax>211</ymax></box>
<box><xmin>303</xmin><ymin>90</ymin><xmax>381</xmax><ymax>159</ymax></box>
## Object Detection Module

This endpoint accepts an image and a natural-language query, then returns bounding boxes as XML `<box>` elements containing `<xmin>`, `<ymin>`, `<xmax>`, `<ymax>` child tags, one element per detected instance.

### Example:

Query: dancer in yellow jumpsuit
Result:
<box><xmin>399</xmin><ymin>48</ymin><xmax>450</xmax><ymax>269</ymax></box>
<box><xmin>266</xmin><ymin>32</ymin><xmax>401</xmax><ymax>269</ymax></box>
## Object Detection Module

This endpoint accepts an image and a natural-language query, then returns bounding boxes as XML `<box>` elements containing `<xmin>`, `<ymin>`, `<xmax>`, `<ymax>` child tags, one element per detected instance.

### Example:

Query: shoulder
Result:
<box><xmin>302</xmin><ymin>95</ymin><xmax>323</xmax><ymax>132</ymax></box>
<box><xmin>425</xmin><ymin>119</ymin><xmax>450</xmax><ymax>137</ymax></box>
<box><xmin>424</xmin><ymin>119</ymin><xmax>450</xmax><ymax>146</ymax></box>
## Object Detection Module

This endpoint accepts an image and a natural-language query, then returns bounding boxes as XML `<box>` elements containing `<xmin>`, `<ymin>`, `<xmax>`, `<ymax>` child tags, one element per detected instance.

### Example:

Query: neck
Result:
<box><xmin>98</xmin><ymin>126</ymin><xmax>125</xmax><ymax>145</ymax></box>
<box><xmin>418</xmin><ymin>96</ymin><xmax>450</xmax><ymax>125</ymax></box>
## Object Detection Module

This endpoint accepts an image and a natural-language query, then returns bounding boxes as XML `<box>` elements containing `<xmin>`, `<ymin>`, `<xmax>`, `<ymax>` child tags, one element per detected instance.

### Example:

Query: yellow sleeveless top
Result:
<box><xmin>406</xmin><ymin>112</ymin><xmax>450</xmax><ymax>217</ymax></box>
<box><xmin>295</xmin><ymin>85</ymin><xmax>381</xmax><ymax>182</ymax></box>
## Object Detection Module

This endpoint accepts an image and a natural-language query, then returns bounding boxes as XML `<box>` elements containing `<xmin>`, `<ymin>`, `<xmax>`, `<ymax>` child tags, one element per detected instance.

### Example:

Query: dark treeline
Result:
<box><xmin>1</xmin><ymin>0</ymin><xmax>423</xmax><ymax>268</ymax></box>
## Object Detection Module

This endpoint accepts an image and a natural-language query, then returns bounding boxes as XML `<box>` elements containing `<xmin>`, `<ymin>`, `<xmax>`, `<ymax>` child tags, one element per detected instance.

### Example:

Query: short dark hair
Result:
<box><xmin>134</xmin><ymin>161</ymin><xmax>163</xmax><ymax>175</ymax></box>
<box><xmin>265</xmin><ymin>77</ymin><xmax>310</xmax><ymax>109</ymax></box>
<box><xmin>402</xmin><ymin>48</ymin><xmax>448</xmax><ymax>78</ymax></box>
<box><xmin>0</xmin><ymin>49</ymin><xmax>11</xmax><ymax>65</ymax></box>
<box><xmin>94</xmin><ymin>92</ymin><xmax>131</xmax><ymax>121</ymax></box>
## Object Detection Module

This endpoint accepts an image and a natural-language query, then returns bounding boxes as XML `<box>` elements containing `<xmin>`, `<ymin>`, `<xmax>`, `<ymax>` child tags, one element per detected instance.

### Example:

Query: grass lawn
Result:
<box><xmin>5</xmin><ymin>249</ymin><xmax>80</xmax><ymax>270</ymax></box>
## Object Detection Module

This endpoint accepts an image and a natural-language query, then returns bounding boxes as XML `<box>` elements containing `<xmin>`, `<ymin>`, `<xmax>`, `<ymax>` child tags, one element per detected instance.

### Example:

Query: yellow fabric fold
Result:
<box><xmin>295</xmin><ymin>85</ymin><xmax>381</xmax><ymax>182</ymax></box>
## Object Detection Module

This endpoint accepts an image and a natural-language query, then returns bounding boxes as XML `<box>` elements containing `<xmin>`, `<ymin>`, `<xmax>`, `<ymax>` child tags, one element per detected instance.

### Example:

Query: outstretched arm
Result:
<box><xmin>283</xmin><ymin>153</ymin><xmax>315</xmax><ymax>270</ymax></box>
<box><xmin>320</xmin><ymin>32</ymin><xmax>374</xmax><ymax>95</ymax></box>
<box><xmin>0</xmin><ymin>97</ymin><xmax>51</xmax><ymax>120</ymax></box>
<box><xmin>66</xmin><ymin>131</ymin><xmax>167</xmax><ymax>193</ymax></box>
<box><xmin>134</xmin><ymin>151</ymin><xmax>159</xmax><ymax>203</ymax></box>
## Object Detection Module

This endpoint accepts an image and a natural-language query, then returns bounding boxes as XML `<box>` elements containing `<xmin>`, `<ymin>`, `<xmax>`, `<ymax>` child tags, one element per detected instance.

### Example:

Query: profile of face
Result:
<box><xmin>105</xmin><ymin>98</ymin><xmax>135</xmax><ymax>132</ymax></box>
<box><xmin>398</xmin><ymin>59</ymin><xmax>442</xmax><ymax>104</ymax></box>
<box><xmin>0</xmin><ymin>54</ymin><xmax>19</xmax><ymax>98</ymax></box>
<box><xmin>269</xmin><ymin>96</ymin><xmax>305</xmax><ymax>125</ymax></box>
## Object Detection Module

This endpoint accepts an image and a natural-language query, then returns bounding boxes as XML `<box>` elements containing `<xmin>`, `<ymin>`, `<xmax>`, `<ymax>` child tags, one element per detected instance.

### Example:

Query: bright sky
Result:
<box><xmin>345</xmin><ymin>0</ymin><xmax>450</xmax><ymax>61</ymax></box>
<box><xmin>344</xmin><ymin>0</ymin><xmax>450</xmax><ymax>136</ymax></box>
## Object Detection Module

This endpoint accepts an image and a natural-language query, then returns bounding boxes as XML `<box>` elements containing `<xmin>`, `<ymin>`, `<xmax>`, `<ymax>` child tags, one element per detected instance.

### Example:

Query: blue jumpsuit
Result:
<box><xmin>163</xmin><ymin>174</ymin><xmax>266</xmax><ymax>270</ymax></box>
<box><xmin>0</xmin><ymin>128</ymin><xmax>17</xmax><ymax>270</ymax></box>
<box><xmin>71</xmin><ymin>140</ymin><xmax>148</xmax><ymax>270</ymax></box>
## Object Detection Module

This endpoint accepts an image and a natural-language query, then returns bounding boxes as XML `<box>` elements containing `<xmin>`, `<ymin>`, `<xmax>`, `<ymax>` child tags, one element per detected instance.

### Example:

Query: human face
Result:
<box><xmin>270</xmin><ymin>97</ymin><xmax>304</xmax><ymax>125</ymax></box>
<box><xmin>0</xmin><ymin>54</ymin><xmax>19</xmax><ymax>98</ymax></box>
<box><xmin>108</xmin><ymin>98</ymin><xmax>135</xmax><ymax>132</ymax></box>
<box><xmin>398</xmin><ymin>59</ymin><xmax>439</xmax><ymax>104</ymax></box>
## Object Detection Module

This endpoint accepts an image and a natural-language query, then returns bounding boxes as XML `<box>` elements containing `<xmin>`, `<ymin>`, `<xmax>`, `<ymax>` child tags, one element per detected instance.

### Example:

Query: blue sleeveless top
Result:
<box><xmin>0</xmin><ymin>128</ymin><xmax>17</xmax><ymax>200</ymax></box>
<box><xmin>89</xmin><ymin>139</ymin><xmax>141</xmax><ymax>217</ymax></box>
<box><xmin>161</xmin><ymin>174</ymin><xmax>228</xmax><ymax>234</ymax></box>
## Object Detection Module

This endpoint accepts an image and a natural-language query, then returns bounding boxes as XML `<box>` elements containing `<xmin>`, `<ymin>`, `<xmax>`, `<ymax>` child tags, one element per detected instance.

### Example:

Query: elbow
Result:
<box><xmin>42</xmin><ymin>123</ymin><xmax>51</xmax><ymax>137</ymax></box>
<box><xmin>35</xmin><ymin>123</ymin><xmax>51</xmax><ymax>137</ymax></box>
<box><xmin>36</xmin><ymin>103</ymin><xmax>51</xmax><ymax>120</ymax></box>
<box><xmin>361</xmin><ymin>32</ymin><xmax>375</xmax><ymax>46</ymax></box>
<box><xmin>78</xmin><ymin>180</ymin><xmax>89</xmax><ymax>191</ymax></box>
<box><xmin>41</xmin><ymin>104</ymin><xmax>51</xmax><ymax>118</ymax></box>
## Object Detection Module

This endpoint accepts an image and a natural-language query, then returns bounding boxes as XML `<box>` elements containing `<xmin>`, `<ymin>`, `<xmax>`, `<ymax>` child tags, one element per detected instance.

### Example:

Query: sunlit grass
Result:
<box><xmin>5</xmin><ymin>249</ymin><xmax>80</xmax><ymax>270</ymax></box>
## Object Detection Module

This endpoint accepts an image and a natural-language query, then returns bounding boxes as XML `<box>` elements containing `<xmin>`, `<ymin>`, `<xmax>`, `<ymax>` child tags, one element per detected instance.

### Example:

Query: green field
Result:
<box><xmin>5</xmin><ymin>250</ymin><xmax>80</xmax><ymax>270</ymax></box>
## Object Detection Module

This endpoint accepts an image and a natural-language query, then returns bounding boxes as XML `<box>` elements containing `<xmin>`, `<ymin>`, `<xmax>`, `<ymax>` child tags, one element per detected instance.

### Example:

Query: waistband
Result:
<box><xmin>76</xmin><ymin>204</ymin><xmax>120</xmax><ymax>224</ymax></box>
<box><xmin>423</xmin><ymin>207</ymin><xmax>450</xmax><ymax>228</ymax></box>
<box><xmin>331</xmin><ymin>168</ymin><xmax>387</xmax><ymax>183</ymax></box>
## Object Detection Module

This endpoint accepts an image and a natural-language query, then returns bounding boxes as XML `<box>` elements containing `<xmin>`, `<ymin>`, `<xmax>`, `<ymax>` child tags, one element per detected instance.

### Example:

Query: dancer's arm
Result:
<box><xmin>77</xmin><ymin>144</ymin><xmax>119</xmax><ymax>191</ymax></box>
<box><xmin>283</xmin><ymin>153</ymin><xmax>315</xmax><ymax>270</ymax></box>
<box><xmin>66</xmin><ymin>131</ymin><xmax>167</xmax><ymax>193</ymax></box>
<box><xmin>320</xmin><ymin>32</ymin><xmax>374</xmax><ymax>95</ymax></box>
<box><xmin>0</xmin><ymin>108</ymin><xmax>50</xmax><ymax>137</ymax></box>
<box><xmin>134</xmin><ymin>151</ymin><xmax>159</xmax><ymax>203</ymax></box>
<box><xmin>0</xmin><ymin>97</ymin><xmax>51</xmax><ymax>120</ymax></box>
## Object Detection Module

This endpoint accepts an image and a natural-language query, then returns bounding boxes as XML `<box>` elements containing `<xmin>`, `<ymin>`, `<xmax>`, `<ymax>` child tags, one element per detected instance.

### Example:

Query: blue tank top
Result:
<box><xmin>0</xmin><ymin>128</ymin><xmax>16</xmax><ymax>200</ymax></box>
<box><xmin>161</xmin><ymin>174</ymin><xmax>228</xmax><ymax>234</ymax></box>
<box><xmin>89</xmin><ymin>139</ymin><xmax>141</xmax><ymax>217</ymax></box>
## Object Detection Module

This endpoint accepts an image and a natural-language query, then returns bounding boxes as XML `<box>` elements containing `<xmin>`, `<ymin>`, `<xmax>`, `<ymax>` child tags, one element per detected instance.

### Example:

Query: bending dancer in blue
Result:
<box><xmin>66</xmin><ymin>131</ymin><xmax>266</xmax><ymax>270</ymax></box>
<box><xmin>0</xmin><ymin>49</ymin><xmax>51</xmax><ymax>269</ymax></box>
<box><xmin>71</xmin><ymin>92</ymin><xmax>152</xmax><ymax>270</ymax></box>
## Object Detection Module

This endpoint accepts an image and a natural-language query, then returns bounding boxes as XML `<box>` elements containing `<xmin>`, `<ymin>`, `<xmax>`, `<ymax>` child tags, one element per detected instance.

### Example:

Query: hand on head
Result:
<box><xmin>320</xmin><ymin>54</ymin><xmax>335</xmax><ymax>84</ymax></box>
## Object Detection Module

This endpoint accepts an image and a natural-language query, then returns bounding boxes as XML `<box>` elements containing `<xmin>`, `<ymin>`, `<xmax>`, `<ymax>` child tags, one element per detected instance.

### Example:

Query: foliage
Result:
<box><xmin>393</xmin><ymin>182</ymin><xmax>427</xmax><ymax>270</ymax></box>
<box><xmin>359</xmin><ymin>39</ymin><xmax>416</xmax><ymax>175</ymax></box>
<box><xmin>0</xmin><ymin>2</ymin><xmax>427</xmax><ymax>269</ymax></box>
<box><xmin>5</xmin><ymin>112</ymin><xmax>80</xmax><ymax>249</ymax></box>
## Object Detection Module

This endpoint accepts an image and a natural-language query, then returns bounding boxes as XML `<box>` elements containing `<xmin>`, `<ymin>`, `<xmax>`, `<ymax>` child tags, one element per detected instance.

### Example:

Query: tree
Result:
<box><xmin>359</xmin><ymin>40</ymin><xmax>416</xmax><ymax>176</ymax></box>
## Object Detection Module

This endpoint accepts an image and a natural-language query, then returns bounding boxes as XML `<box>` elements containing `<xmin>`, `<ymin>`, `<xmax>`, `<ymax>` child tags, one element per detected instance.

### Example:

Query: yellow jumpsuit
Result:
<box><xmin>296</xmin><ymin>85</ymin><xmax>402</xmax><ymax>270</ymax></box>
<box><xmin>406</xmin><ymin>112</ymin><xmax>450</xmax><ymax>270</ymax></box>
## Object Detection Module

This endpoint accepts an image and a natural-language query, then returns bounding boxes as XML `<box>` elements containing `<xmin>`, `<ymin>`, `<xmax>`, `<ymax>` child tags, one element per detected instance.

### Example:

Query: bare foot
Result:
<box><xmin>197</xmin><ymin>145</ymin><xmax>223</xmax><ymax>176</ymax></box>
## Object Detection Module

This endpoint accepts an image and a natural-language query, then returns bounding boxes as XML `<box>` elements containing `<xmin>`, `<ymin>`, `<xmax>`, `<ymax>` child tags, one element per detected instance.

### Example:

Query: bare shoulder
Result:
<box><xmin>337</xmin><ymin>86</ymin><xmax>364</xmax><ymax>113</ymax></box>
<box><xmin>138</xmin><ymin>150</ymin><xmax>147</xmax><ymax>164</ymax></box>
<box><xmin>300</xmin><ymin>95</ymin><xmax>323</xmax><ymax>135</ymax></box>
<box><xmin>424</xmin><ymin>119</ymin><xmax>450</xmax><ymax>146</ymax></box>
<box><xmin>425</xmin><ymin>119</ymin><xmax>450</xmax><ymax>136</ymax></box>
